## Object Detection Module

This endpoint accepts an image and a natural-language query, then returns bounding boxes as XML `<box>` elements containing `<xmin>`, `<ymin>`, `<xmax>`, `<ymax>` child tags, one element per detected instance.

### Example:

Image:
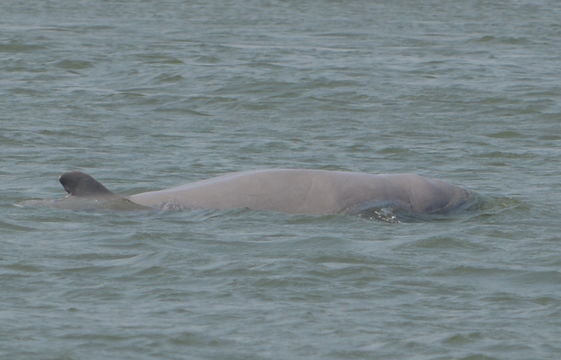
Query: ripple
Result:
<box><xmin>470</xmin><ymin>35</ymin><xmax>532</xmax><ymax>45</ymax></box>
<box><xmin>2</xmin><ymin>0</ymin><xmax>561</xmax><ymax>359</ymax></box>
<box><xmin>485</xmin><ymin>130</ymin><xmax>524</xmax><ymax>139</ymax></box>
<box><xmin>0</xmin><ymin>42</ymin><xmax>46</xmax><ymax>53</ymax></box>
<box><xmin>54</xmin><ymin>59</ymin><xmax>93</xmax><ymax>70</ymax></box>
<box><xmin>134</xmin><ymin>54</ymin><xmax>184</xmax><ymax>65</ymax></box>
<box><xmin>0</xmin><ymin>219</ymin><xmax>36</xmax><ymax>232</ymax></box>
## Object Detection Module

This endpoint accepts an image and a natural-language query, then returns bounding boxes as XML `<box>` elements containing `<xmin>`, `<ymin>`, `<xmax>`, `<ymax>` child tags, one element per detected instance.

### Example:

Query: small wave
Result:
<box><xmin>469</xmin><ymin>35</ymin><xmax>531</xmax><ymax>45</ymax></box>
<box><xmin>0</xmin><ymin>219</ymin><xmax>36</xmax><ymax>232</ymax></box>
<box><xmin>355</xmin><ymin>193</ymin><xmax>483</xmax><ymax>223</ymax></box>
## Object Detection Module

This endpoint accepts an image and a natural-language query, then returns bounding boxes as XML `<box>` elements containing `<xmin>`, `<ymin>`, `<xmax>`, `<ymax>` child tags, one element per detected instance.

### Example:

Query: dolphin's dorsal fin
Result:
<box><xmin>59</xmin><ymin>171</ymin><xmax>115</xmax><ymax>197</ymax></box>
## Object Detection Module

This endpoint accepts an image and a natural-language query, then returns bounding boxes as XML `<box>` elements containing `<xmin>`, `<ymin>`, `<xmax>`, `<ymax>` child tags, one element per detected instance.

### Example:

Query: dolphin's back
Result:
<box><xmin>129</xmin><ymin>169</ymin><xmax>473</xmax><ymax>215</ymax></box>
<box><xmin>130</xmin><ymin>169</ymin><xmax>343</xmax><ymax>214</ymax></box>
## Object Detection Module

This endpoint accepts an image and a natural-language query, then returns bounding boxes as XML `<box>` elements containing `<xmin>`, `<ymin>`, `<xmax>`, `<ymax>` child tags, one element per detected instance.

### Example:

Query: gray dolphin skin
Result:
<box><xmin>53</xmin><ymin>171</ymin><xmax>149</xmax><ymax>211</ymax></box>
<box><xmin>56</xmin><ymin>169</ymin><xmax>474</xmax><ymax>220</ymax></box>
<box><xmin>59</xmin><ymin>171</ymin><xmax>115</xmax><ymax>197</ymax></box>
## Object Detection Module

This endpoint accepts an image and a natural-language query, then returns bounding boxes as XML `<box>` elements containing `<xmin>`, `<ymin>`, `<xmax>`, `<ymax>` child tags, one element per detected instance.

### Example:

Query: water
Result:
<box><xmin>1</xmin><ymin>0</ymin><xmax>561</xmax><ymax>359</ymax></box>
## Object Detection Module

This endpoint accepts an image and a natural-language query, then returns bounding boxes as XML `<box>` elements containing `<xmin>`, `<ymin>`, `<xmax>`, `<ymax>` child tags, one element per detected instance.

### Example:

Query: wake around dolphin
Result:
<box><xmin>46</xmin><ymin>169</ymin><xmax>475</xmax><ymax>221</ymax></box>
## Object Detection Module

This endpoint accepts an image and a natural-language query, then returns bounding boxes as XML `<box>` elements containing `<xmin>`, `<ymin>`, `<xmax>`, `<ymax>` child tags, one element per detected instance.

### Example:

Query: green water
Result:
<box><xmin>2</xmin><ymin>1</ymin><xmax>561</xmax><ymax>359</ymax></box>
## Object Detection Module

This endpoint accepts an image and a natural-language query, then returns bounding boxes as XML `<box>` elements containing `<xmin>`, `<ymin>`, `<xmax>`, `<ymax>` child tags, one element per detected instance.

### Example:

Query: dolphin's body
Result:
<box><xmin>53</xmin><ymin>169</ymin><xmax>474</xmax><ymax>220</ymax></box>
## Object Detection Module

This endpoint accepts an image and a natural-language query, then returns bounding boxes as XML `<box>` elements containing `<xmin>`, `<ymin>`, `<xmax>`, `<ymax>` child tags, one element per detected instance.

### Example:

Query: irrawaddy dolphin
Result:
<box><xmin>49</xmin><ymin>169</ymin><xmax>475</xmax><ymax>221</ymax></box>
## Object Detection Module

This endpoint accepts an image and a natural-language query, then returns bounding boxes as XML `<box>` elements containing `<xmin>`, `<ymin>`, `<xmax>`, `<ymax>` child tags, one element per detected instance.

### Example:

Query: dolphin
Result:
<box><xmin>50</xmin><ymin>169</ymin><xmax>475</xmax><ymax>221</ymax></box>
<box><xmin>55</xmin><ymin>171</ymin><xmax>150</xmax><ymax>211</ymax></box>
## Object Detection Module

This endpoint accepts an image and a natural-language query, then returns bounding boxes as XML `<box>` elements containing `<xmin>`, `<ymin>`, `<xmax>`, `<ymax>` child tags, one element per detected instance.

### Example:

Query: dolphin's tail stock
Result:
<box><xmin>14</xmin><ymin>171</ymin><xmax>150</xmax><ymax>211</ymax></box>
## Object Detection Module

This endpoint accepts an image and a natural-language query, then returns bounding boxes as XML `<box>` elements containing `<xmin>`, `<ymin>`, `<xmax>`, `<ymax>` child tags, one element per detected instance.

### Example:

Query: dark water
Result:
<box><xmin>2</xmin><ymin>1</ymin><xmax>561</xmax><ymax>359</ymax></box>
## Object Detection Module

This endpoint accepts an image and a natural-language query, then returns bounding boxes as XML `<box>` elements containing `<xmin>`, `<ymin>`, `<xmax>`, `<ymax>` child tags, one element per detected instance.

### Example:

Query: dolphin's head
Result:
<box><xmin>59</xmin><ymin>171</ymin><xmax>115</xmax><ymax>197</ymax></box>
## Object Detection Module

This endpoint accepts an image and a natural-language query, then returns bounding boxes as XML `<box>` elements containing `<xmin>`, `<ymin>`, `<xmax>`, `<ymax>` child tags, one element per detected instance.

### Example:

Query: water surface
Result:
<box><xmin>2</xmin><ymin>1</ymin><xmax>561</xmax><ymax>359</ymax></box>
